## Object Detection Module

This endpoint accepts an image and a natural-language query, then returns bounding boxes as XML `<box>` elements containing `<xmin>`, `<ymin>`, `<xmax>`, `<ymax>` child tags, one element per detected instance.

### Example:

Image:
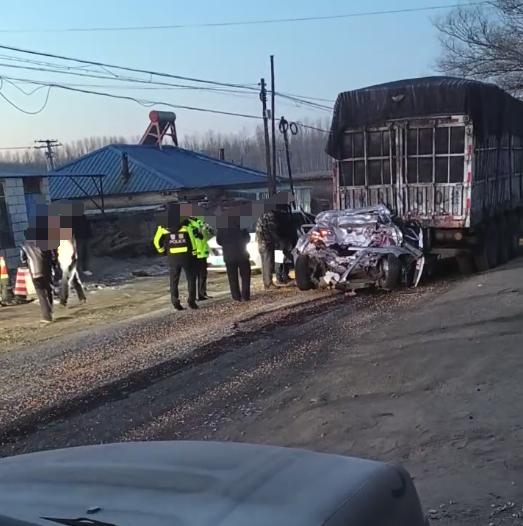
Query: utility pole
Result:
<box><xmin>34</xmin><ymin>139</ymin><xmax>62</xmax><ymax>171</ymax></box>
<box><xmin>270</xmin><ymin>55</ymin><xmax>277</xmax><ymax>193</ymax></box>
<box><xmin>259</xmin><ymin>78</ymin><xmax>275</xmax><ymax>195</ymax></box>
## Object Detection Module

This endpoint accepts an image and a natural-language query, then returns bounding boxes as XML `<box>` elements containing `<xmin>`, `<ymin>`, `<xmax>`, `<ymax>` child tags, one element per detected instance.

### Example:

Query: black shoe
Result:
<box><xmin>173</xmin><ymin>302</ymin><xmax>184</xmax><ymax>311</ymax></box>
<box><xmin>198</xmin><ymin>296</ymin><xmax>209</xmax><ymax>301</ymax></box>
<box><xmin>188</xmin><ymin>301</ymin><xmax>199</xmax><ymax>310</ymax></box>
<box><xmin>232</xmin><ymin>297</ymin><xmax>242</xmax><ymax>302</ymax></box>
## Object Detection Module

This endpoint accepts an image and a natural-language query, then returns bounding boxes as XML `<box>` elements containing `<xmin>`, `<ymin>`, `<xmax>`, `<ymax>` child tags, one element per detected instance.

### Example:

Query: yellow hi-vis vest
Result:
<box><xmin>153</xmin><ymin>225</ymin><xmax>192</xmax><ymax>256</ymax></box>
<box><xmin>189</xmin><ymin>217</ymin><xmax>210</xmax><ymax>259</ymax></box>
<box><xmin>168</xmin><ymin>226</ymin><xmax>190</xmax><ymax>255</ymax></box>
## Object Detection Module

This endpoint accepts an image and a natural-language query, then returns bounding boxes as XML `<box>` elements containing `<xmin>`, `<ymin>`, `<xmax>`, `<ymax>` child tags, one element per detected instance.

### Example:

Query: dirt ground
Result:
<box><xmin>0</xmin><ymin>255</ymin><xmax>257</xmax><ymax>350</ymax></box>
<box><xmin>1</xmin><ymin>257</ymin><xmax>523</xmax><ymax>525</ymax></box>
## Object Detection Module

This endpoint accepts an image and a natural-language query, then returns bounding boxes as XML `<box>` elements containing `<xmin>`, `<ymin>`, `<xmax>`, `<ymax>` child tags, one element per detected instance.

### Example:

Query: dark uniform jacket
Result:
<box><xmin>255</xmin><ymin>209</ymin><xmax>300</xmax><ymax>252</ymax></box>
<box><xmin>216</xmin><ymin>227</ymin><xmax>250</xmax><ymax>263</ymax></box>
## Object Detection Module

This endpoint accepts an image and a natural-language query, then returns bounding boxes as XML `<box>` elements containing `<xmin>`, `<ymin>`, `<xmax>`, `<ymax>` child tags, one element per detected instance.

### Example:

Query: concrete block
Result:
<box><xmin>2</xmin><ymin>178</ymin><xmax>19</xmax><ymax>188</ymax></box>
<box><xmin>10</xmin><ymin>213</ymin><xmax>26</xmax><ymax>224</ymax></box>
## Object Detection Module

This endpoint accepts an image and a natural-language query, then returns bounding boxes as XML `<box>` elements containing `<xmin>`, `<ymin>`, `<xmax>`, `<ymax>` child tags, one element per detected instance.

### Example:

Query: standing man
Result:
<box><xmin>20</xmin><ymin>217</ymin><xmax>58</xmax><ymax>324</ymax></box>
<box><xmin>153</xmin><ymin>204</ymin><xmax>198</xmax><ymax>310</ymax></box>
<box><xmin>217</xmin><ymin>214</ymin><xmax>251</xmax><ymax>302</ymax></box>
<box><xmin>191</xmin><ymin>216</ymin><xmax>213</xmax><ymax>301</ymax></box>
<box><xmin>57</xmin><ymin>215</ymin><xmax>87</xmax><ymax>307</ymax></box>
<box><xmin>256</xmin><ymin>208</ymin><xmax>277</xmax><ymax>290</ymax></box>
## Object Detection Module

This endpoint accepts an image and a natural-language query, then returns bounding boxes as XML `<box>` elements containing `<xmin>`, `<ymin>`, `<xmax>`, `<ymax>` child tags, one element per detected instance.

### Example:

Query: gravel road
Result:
<box><xmin>2</xmin><ymin>259</ymin><xmax>523</xmax><ymax>525</ymax></box>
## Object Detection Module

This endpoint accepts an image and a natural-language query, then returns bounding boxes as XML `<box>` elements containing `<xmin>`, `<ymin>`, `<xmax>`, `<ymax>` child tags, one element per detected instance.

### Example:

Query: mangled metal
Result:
<box><xmin>294</xmin><ymin>205</ymin><xmax>425</xmax><ymax>290</ymax></box>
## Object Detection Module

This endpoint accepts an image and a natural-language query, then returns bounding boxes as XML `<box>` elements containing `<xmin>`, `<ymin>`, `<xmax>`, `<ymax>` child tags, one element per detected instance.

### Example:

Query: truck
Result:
<box><xmin>325</xmin><ymin>76</ymin><xmax>523</xmax><ymax>274</ymax></box>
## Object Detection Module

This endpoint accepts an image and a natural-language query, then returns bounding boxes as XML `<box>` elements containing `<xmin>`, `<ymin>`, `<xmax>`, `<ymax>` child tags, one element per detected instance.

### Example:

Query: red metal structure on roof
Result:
<box><xmin>139</xmin><ymin>111</ymin><xmax>178</xmax><ymax>147</ymax></box>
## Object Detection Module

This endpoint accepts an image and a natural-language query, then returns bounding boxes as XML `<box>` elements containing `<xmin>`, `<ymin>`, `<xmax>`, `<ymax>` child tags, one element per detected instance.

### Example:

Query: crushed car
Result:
<box><xmin>293</xmin><ymin>205</ymin><xmax>425</xmax><ymax>291</ymax></box>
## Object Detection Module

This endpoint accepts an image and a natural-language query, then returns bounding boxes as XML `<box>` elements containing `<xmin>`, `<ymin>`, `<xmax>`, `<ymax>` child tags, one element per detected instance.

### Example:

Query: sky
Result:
<box><xmin>0</xmin><ymin>0</ymin><xmax>461</xmax><ymax>149</ymax></box>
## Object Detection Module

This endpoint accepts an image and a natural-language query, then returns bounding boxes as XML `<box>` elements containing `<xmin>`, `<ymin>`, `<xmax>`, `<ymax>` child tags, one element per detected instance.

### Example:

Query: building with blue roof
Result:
<box><xmin>49</xmin><ymin>144</ymin><xmax>292</xmax><ymax>211</ymax></box>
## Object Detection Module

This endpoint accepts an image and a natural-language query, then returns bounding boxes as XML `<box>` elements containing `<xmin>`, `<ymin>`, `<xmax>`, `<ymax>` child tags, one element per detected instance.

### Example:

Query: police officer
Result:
<box><xmin>153</xmin><ymin>205</ymin><xmax>198</xmax><ymax>311</ymax></box>
<box><xmin>189</xmin><ymin>216</ymin><xmax>213</xmax><ymax>300</ymax></box>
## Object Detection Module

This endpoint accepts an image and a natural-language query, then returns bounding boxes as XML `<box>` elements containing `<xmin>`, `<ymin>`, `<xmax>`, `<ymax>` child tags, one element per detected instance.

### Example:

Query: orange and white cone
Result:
<box><xmin>14</xmin><ymin>267</ymin><xmax>35</xmax><ymax>299</ymax></box>
<box><xmin>0</xmin><ymin>256</ymin><xmax>10</xmax><ymax>304</ymax></box>
<box><xmin>0</xmin><ymin>256</ymin><xmax>8</xmax><ymax>282</ymax></box>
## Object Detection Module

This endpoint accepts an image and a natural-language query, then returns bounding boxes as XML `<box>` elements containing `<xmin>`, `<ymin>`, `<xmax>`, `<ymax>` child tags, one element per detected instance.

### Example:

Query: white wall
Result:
<box><xmin>0</xmin><ymin>177</ymin><xmax>50</xmax><ymax>278</ymax></box>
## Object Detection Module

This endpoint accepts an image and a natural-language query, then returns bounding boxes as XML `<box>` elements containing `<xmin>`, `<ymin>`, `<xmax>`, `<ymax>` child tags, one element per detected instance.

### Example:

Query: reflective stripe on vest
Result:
<box><xmin>168</xmin><ymin>227</ymin><xmax>189</xmax><ymax>255</ymax></box>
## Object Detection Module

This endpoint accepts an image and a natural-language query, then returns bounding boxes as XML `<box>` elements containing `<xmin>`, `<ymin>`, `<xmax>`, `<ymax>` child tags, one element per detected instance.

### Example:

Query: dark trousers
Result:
<box><xmin>259</xmin><ymin>247</ymin><xmax>274</xmax><ymax>289</ymax></box>
<box><xmin>76</xmin><ymin>238</ymin><xmax>90</xmax><ymax>272</ymax></box>
<box><xmin>225</xmin><ymin>258</ymin><xmax>251</xmax><ymax>301</ymax></box>
<box><xmin>33</xmin><ymin>276</ymin><xmax>53</xmax><ymax>321</ymax></box>
<box><xmin>276</xmin><ymin>251</ymin><xmax>293</xmax><ymax>283</ymax></box>
<box><xmin>197</xmin><ymin>258</ymin><xmax>208</xmax><ymax>298</ymax></box>
<box><xmin>169</xmin><ymin>262</ymin><xmax>197</xmax><ymax>305</ymax></box>
<box><xmin>60</xmin><ymin>264</ymin><xmax>87</xmax><ymax>306</ymax></box>
<box><xmin>0</xmin><ymin>279</ymin><xmax>9</xmax><ymax>303</ymax></box>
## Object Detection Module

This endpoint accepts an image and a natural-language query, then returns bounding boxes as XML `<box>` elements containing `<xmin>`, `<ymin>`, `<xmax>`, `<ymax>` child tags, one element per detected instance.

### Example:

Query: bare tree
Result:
<box><xmin>436</xmin><ymin>1</ymin><xmax>523</xmax><ymax>93</ymax></box>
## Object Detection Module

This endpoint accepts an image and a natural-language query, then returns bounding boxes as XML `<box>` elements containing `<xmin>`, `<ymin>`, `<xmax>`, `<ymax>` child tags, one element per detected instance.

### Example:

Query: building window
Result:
<box><xmin>23</xmin><ymin>177</ymin><xmax>42</xmax><ymax>194</ymax></box>
<box><xmin>0</xmin><ymin>182</ymin><xmax>15</xmax><ymax>249</ymax></box>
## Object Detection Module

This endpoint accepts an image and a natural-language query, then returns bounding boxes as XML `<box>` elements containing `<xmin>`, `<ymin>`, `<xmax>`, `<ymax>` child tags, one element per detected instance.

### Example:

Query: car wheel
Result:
<box><xmin>295</xmin><ymin>255</ymin><xmax>316</xmax><ymax>291</ymax></box>
<box><xmin>379</xmin><ymin>254</ymin><xmax>402</xmax><ymax>291</ymax></box>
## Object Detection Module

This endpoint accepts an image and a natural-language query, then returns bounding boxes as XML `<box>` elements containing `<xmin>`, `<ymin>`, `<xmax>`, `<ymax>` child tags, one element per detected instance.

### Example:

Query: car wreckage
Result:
<box><xmin>293</xmin><ymin>205</ymin><xmax>425</xmax><ymax>291</ymax></box>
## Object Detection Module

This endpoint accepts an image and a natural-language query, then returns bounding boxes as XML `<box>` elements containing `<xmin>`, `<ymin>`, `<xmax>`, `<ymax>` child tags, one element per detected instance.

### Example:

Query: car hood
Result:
<box><xmin>0</xmin><ymin>441</ymin><xmax>426</xmax><ymax>526</ymax></box>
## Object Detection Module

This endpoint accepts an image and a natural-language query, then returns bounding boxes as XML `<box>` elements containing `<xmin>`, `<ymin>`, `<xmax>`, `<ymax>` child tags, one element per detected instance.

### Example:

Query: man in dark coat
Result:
<box><xmin>21</xmin><ymin>216</ymin><xmax>59</xmax><ymax>323</ymax></box>
<box><xmin>216</xmin><ymin>215</ymin><xmax>251</xmax><ymax>301</ymax></box>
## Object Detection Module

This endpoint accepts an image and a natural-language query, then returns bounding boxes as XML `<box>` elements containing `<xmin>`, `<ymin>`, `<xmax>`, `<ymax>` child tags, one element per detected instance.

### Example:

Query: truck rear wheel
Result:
<box><xmin>295</xmin><ymin>255</ymin><xmax>315</xmax><ymax>291</ymax></box>
<box><xmin>508</xmin><ymin>213</ymin><xmax>520</xmax><ymax>258</ymax></box>
<box><xmin>498</xmin><ymin>217</ymin><xmax>510</xmax><ymax>265</ymax></box>
<box><xmin>456</xmin><ymin>253</ymin><xmax>476</xmax><ymax>275</ymax></box>
<box><xmin>474</xmin><ymin>222</ymin><xmax>498</xmax><ymax>272</ymax></box>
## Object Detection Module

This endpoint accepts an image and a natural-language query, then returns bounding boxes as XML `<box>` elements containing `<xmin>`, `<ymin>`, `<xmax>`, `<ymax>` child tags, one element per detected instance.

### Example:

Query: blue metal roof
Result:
<box><xmin>49</xmin><ymin>144</ymin><xmax>270</xmax><ymax>200</ymax></box>
<box><xmin>0</xmin><ymin>163</ymin><xmax>47</xmax><ymax>178</ymax></box>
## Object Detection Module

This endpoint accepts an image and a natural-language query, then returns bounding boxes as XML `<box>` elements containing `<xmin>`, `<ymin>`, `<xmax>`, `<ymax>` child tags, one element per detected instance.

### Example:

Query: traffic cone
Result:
<box><xmin>14</xmin><ymin>267</ymin><xmax>35</xmax><ymax>299</ymax></box>
<box><xmin>0</xmin><ymin>256</ymin><xmax>10</xmax><ymax>304</ymax></box>
<box><xmin>0</xmin><ymin>256</ymin><xmax>8</xmax><ymax>282</ymax></box>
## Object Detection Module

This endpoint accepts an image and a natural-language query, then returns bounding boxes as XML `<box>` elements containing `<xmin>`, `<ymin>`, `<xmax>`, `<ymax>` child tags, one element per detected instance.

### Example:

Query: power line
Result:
<box><xmin>0</xmin><ymin>62</ymin><xmax>333</xmax><ymax>112</ymax></box>
<box><xmin>0</xmin><ymin>43</ymin><xmax>261</xmax><ymax>92</ymax></box>
<box><xmin>276</xmin><ymin>92</ymin><xmax>333</xmax><ymax>111</ymax></box>
<box><xmin>0</xmin><ymin>3</ymin><xmax>488</xmax><ymax>33</ymax></box>
<box><xmin>0</xmin><ymin>78</ymin><xmax>51</xmax><ymax>114</ymax></box>
<box><xmin>296</xmin><ymin>122</ymin><xmax>331</xmax><ymax>134</ymax></box>
<box><xmin>0</xmin><ymin>145</ymin><xmax>33</xmax><ymax>150</ymax></box>
<box><xmin>0</xmin><ymin>60</ymin><xmax>257</xmax><ymax>94</ymax></box>
<box><xmin>0</xmin><ymin>51</ymin><xmax>334</xmax><ymax>108</ymax></box>
<box><xmin>0</xmin><ymin>74</ymin><xmax>263</xmax><ymax>119</ymax></box>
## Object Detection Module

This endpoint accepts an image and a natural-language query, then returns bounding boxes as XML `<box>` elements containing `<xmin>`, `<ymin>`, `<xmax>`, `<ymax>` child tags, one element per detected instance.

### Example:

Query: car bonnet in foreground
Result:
<box><xmin>0</xmin><ymin>441</ymin><xmax>427</xmax><ymax>526</ymax></box>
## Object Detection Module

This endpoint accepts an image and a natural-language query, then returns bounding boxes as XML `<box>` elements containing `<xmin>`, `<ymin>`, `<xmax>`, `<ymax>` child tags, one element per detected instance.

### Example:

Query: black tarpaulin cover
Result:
<box><xmin>326</xmin><ymin>76</ymin><xmax>523</xmax><ymax>159</ymax></box>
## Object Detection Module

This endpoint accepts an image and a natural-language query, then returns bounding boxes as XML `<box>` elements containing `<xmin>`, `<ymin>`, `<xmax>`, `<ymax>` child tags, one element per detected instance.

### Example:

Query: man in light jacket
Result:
<box><xmin>57</xmin><ymin>215</ymin><xmax>87</xmax><ymax>307</ymax></box>
<box><xmin>21</xmin><ymin>217</ymin><xmax>58</xmax><ymax>323</ymax></box>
